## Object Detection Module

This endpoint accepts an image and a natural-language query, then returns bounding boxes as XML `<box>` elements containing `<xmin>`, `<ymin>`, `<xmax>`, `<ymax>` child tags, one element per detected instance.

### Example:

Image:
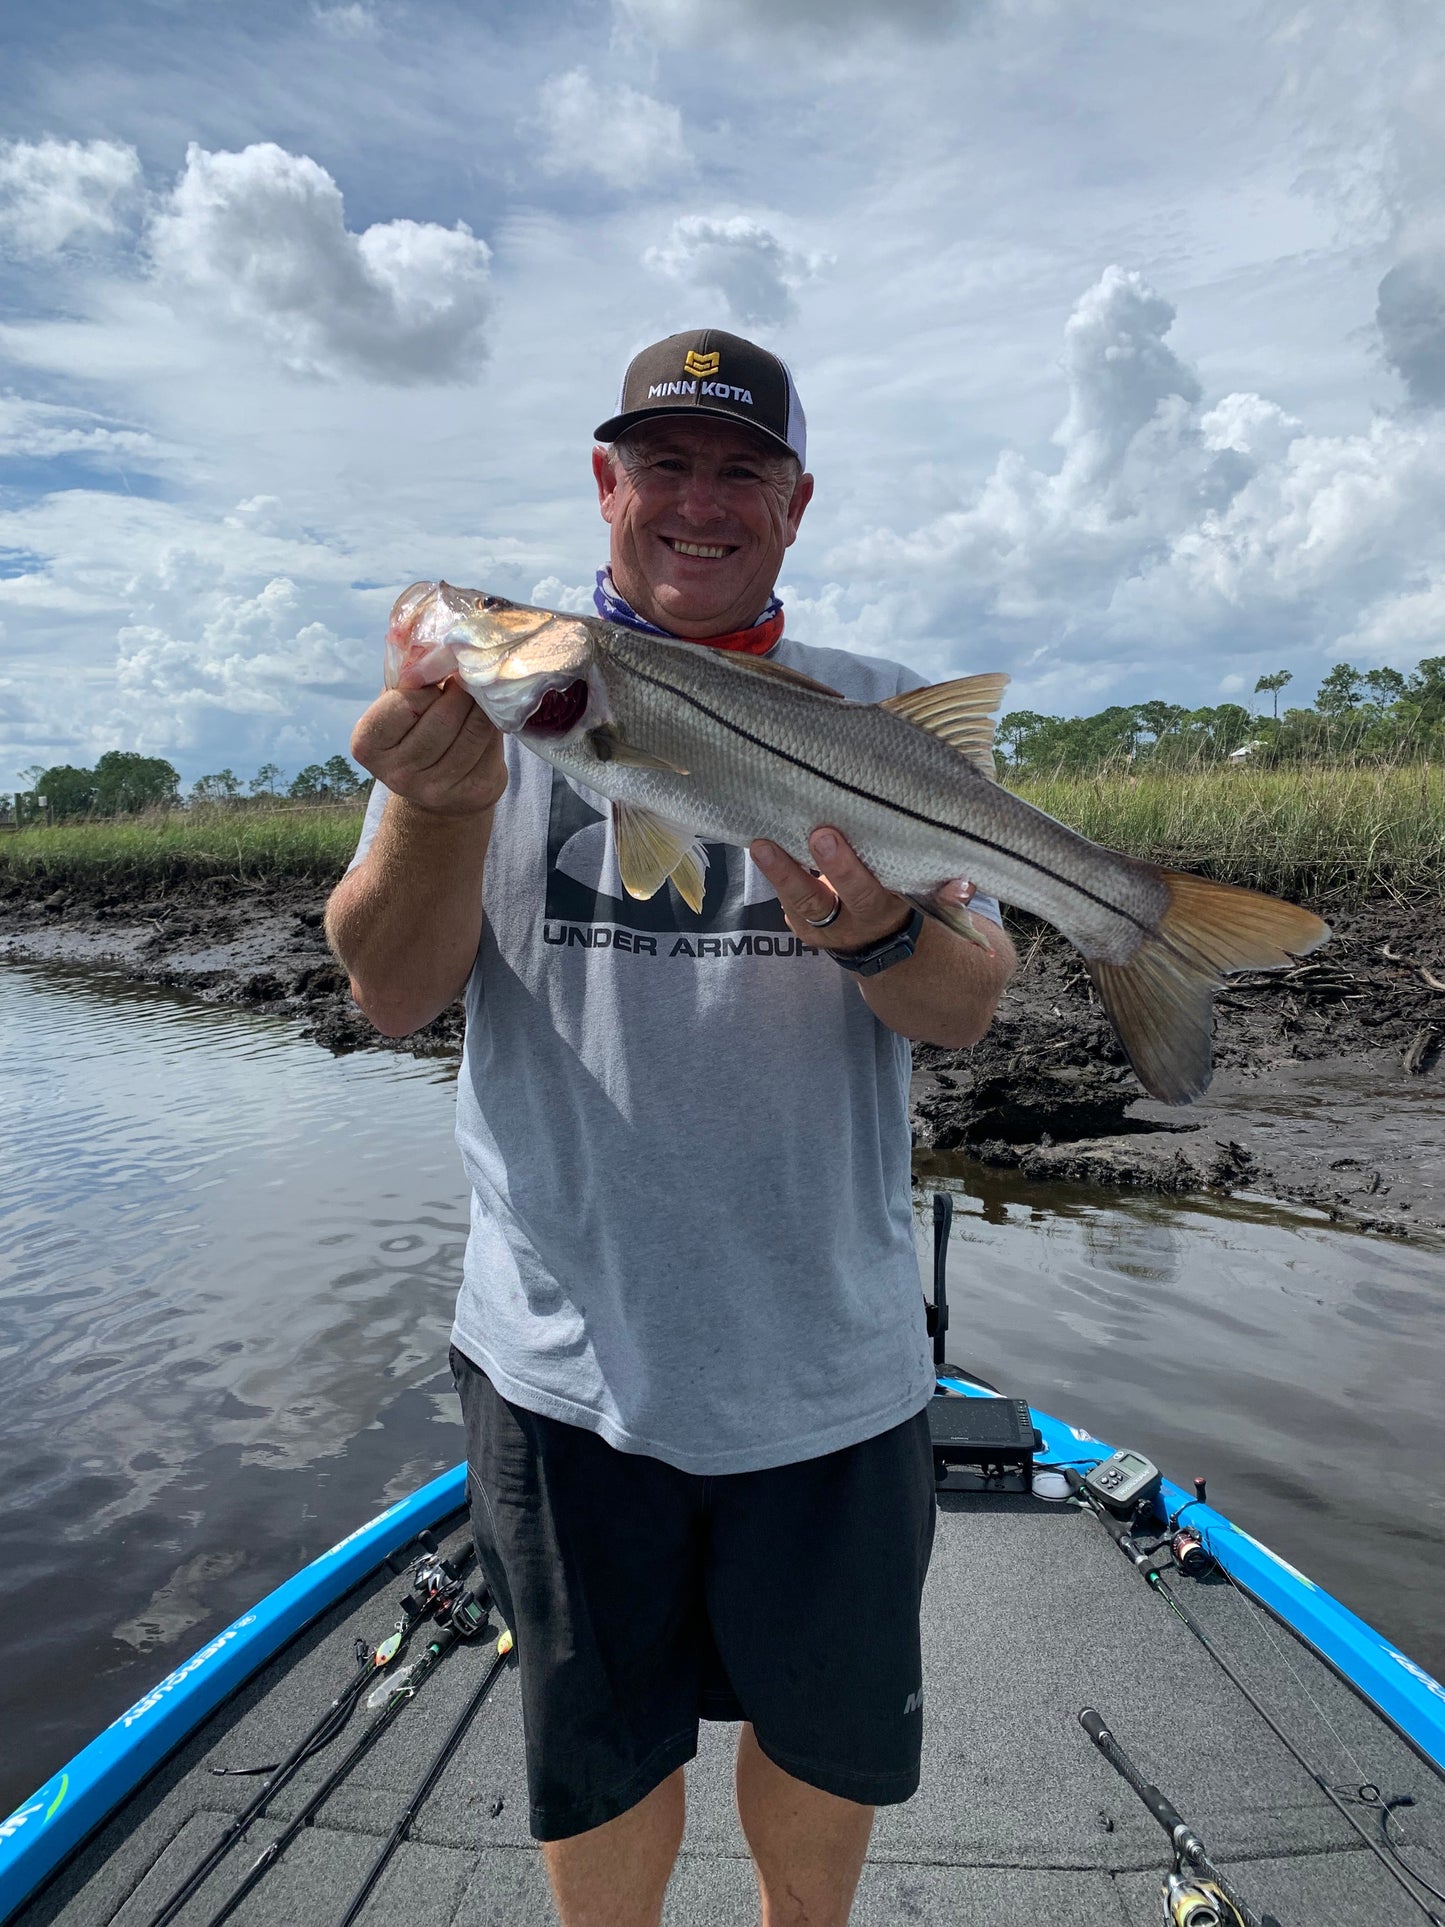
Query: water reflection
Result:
<box><xmin>0</xmin><ymin>965</ymin><xmax>470</xmax><ymax>1810</ymax></box>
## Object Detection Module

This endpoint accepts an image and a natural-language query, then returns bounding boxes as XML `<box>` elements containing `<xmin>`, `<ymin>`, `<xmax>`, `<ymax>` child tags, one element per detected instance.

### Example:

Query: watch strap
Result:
<box><xmin>829</xmin><ymin>906</ymin><xmax>925</xmax><ymax>977</ymax></box>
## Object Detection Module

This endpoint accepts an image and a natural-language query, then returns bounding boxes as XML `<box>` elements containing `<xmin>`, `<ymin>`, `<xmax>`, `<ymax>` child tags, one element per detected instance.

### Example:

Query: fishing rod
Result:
<box><xmin>1080</xmin><ymin>1708</ymin><xmax>1270</xmax><ymax>1927</ymax></box>
<box><xmin>140</xmin><ymin>1542</ymin><xmax>475</xmax><ymax>1927</ymax></box>
<box><xmin>200</xmin><ymin>1590</ymin><xmax>486</xmax><ymax>1927</ymax></box>
<box><xmin>335</xmin><ymin>1623</ymin><xmax>514</xmax><ymax>1927</ymax></box>
<box><xmin>1064</xmin><ymin>1467</ymin><xmax>1445</xmax><ymax>1925</ymax></box>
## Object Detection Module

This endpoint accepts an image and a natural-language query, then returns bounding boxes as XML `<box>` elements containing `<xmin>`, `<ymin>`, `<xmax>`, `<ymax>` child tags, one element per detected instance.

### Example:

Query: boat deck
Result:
<box><xmin>16</xmin><ymin>1493</ymin><xmax>1445</xmax><ymax>1927</ymax></box>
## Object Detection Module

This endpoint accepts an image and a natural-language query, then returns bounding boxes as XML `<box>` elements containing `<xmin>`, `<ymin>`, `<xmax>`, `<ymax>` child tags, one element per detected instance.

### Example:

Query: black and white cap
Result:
<box><xmin>595</xmin><ymin>328</ymin><xmax>807</xmax><ymax>467</ymax></box>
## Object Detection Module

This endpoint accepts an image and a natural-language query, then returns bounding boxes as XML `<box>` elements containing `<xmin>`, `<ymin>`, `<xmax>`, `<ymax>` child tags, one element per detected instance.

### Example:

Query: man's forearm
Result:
<box><xmin>857</xmin><ymin>916</ymin><xmax>1015</xmax><ymax>1048</ymax></box>
<box><xmin>326</xmin><ymin>793</ymin><xmax>494</xmax><ymax>1037</ymax></box>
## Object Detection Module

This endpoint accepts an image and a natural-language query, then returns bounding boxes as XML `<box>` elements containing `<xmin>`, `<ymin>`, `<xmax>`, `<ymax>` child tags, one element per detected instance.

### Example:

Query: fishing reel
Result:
<box><xmin>1169</xmin><ymin>1527</ymin><xmax>1212</xmax><ymax>1578</ymax></box>
<box><xmin>412</xmin><ymin>1546</ymin><xmax>466</xmax><ymax>1606</ymax></box>
<box><xmin>1164</xmin><ymin>1869</ymin><xmax>1246</xmax><ymax>1926</ymax></box>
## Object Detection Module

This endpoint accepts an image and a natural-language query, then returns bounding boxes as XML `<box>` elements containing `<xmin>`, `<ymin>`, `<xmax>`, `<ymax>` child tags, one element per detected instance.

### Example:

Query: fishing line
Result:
<box><xmin>1066</xmin><ymin>1473</ymin><xmax>1443</xmax><ymax>1924</ymax></box>
<box><xmin>1142</xmin><ymin>1566</ymin><xmax>1442</xmax><ymax>1922</ymax></box>
<box><xmin>1204</xmin><ymin>1554</ymin><xmax>1445</xmax><ymax>1912</ymax></box>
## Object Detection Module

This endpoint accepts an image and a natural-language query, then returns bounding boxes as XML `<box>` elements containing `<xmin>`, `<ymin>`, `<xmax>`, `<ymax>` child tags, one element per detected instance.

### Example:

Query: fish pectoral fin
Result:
<box><xmin>880</xmin><ymin>673</ymin><xmax>1011</xmax><ymax>780</ymax></box>
<box><xmin>717</xmin><ymin>656</ymin><xmax>845</xmax><ymax>698</ymax></box>
<box><xmin>907</xmin><ymin>889</ymin><xmax>993</xmax><ymax>950</ymax></box>
<box><xmin>587</xmin><ymin>724</ymin><xmax>689</xmax><ymax>774</ymax></box>
<box><xmin>1086</xmin><ymin>870</ymin><xmax>1331</xmax><ymax>1105</ymax></box>
<box><xmin>612</xmin><ymin>802</ymin><xmax>710</xmax><ymax>912</ymax></box>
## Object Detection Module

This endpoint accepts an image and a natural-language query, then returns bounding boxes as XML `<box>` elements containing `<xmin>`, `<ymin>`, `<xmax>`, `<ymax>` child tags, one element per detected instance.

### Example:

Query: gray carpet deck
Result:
<box><xmin>16</xmin><ymin>1496</ymin><xmax>1444</xmax><ymax>1927</ymax></box>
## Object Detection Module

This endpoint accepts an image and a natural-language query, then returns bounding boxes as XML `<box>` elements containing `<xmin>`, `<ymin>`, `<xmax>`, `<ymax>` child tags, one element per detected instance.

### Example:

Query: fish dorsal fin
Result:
<box><xmin>880</xmin><ymin>672</ymin><xmax>1010</xmax><ymax>780</ymax></box>
<box><xmin>612</xmin><ymin>801</ymin><xmax>709</xmax><ymax>913</ymax></box>
<box><xmin>718</xmin><ymin>654</ymin><xmax>845</xmax><ymax>698</ymax></box>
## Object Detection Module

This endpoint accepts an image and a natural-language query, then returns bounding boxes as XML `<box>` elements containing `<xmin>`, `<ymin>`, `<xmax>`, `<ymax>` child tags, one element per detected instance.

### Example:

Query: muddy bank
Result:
<box><xmin>914</xmin><ymin>898</ymin><xmax>1445</xmax><ymax>1235</ymax></box>
<box><xmin>3</xmin><ymin>874</ymin><xmax>1442</xmax><ymax>1234</ymax></box>
<box><xmin>0</xmin><ymin>873</ymin><xmax>463</xmax><ymax>1059</ymax></box>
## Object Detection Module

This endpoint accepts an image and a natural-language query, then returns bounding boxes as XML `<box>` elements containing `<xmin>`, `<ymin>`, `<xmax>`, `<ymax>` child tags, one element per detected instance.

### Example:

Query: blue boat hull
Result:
<box><xmin>3</xmin><ymin>1395</ymin><xmax>1442</xmax><ymax>1924</ymax></box>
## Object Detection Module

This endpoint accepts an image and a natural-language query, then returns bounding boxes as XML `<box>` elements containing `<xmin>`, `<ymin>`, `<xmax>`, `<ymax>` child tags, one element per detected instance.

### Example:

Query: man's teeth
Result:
<box><xmin>667</xmin><ymin>540</ymin><xmax>732</xmax><ymax>559</ymax></box>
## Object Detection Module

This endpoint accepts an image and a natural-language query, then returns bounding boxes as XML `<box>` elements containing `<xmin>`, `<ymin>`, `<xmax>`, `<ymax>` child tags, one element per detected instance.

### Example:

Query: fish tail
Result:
<box><xmin>1086</xmin><ymin>870</ymin><xmax>1330</xmax><ymax>1105</ymax></box>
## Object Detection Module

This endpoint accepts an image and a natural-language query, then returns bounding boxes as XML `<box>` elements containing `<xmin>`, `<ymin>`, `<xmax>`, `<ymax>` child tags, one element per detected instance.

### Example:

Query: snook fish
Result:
<box><xmin>383</xmin><ymin>581</ymin><xmax>1328</xmax><ymax>1105</ymax></box>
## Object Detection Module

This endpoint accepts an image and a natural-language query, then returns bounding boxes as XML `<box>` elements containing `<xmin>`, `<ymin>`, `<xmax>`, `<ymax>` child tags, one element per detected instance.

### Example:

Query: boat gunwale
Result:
<box><xmin>0</xmin><ymin>1466</ymin><xmax>470</xmax><ymax>1926</ymax></box>
<box><xmin>5</xmin><ymin>1392</ymin><xmax>1444</xmax><ymax>1923</ymax></box>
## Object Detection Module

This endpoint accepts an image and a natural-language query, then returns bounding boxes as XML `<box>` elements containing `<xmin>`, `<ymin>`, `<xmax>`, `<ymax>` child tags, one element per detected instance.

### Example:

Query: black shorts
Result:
<box><xmin>450</xmin><ymin>1346</ymin><xmax>937</xmax><ymax>1842</ymax></box>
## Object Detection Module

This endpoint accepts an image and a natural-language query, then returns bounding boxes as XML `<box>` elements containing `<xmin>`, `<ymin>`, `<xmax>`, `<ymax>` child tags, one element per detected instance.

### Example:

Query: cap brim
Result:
<box><xmin>593</xmin><ymin>404</ymin><xmax>800</xmax><ymax>462</ymax></box>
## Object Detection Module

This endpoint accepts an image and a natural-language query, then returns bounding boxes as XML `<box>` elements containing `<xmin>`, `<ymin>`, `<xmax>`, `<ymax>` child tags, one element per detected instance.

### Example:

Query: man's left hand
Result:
<box><xmin>750</xmin><ymin>829</ymin><xmax>972</xmax><ymax>953</ymax></box>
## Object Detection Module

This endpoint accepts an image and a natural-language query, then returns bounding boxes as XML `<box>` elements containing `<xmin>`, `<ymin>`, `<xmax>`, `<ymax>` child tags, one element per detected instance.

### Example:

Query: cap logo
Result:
<box><xmin>683</xmin><ymin>349</ymin><xmax>720</xmax><ymax>377</ymax></box>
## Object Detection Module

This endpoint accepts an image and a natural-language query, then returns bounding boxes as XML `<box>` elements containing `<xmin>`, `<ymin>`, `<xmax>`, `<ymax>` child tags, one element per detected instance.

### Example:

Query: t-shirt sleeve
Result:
<box><xmin>347</xmin><ymin>779</ymin><xmax>389</xmax><ymax>873</ymax></box>
<box><xmin>889</xmin><ymin>663</ymin><xmax>1003</xmax><ymax>928</ymax></box>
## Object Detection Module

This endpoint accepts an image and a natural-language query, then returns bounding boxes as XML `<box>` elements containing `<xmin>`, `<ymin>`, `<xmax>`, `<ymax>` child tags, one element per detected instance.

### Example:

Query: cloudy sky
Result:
<box><xmin>2</xmin><ymin>0</ymin><xmax>1443</xmax><ymax>789</ymax></box>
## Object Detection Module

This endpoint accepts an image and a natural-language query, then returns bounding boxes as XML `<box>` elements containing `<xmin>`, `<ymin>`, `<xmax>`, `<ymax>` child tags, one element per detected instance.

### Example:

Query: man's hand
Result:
<box><xmin>750</xmin><ymin>829</ymin><xmax>942</xmax><ymax>952</ymax></box>
<box><xmin>750</xmin><ymin>827</ymin><xmax>1013</xmax><ymax>1047</ymax></box>
<box><xmin>351</xmin><ymin>679</ymin><xmax>507</xmax><ymax>818</ymax></box>
<box><xmin>328</xmin><ymin>680</ymin><xmax>505</xmax><ymax>1039</ymax></box>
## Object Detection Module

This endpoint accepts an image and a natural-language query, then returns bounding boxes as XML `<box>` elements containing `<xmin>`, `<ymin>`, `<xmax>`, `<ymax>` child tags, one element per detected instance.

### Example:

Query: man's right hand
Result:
<box><xmin>351</xmin><ymin>680</ymin><xmax>507</xmax><ymax>817</ymax></box>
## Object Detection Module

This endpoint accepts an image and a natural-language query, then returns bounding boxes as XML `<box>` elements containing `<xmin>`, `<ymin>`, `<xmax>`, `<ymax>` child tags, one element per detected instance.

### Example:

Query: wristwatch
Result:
<box><xmin>829</xmin><ymin>906</ymin><xmax>925</xmax><ymax>977</ymax></box>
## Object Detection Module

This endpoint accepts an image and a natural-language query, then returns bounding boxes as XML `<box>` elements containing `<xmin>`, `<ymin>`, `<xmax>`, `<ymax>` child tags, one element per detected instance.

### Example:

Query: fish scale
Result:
<box><xmin>384</xmin><ymin>583</ymin><xmax>1330</xmax><ymax>1105</ymax></box>
<box><xmin>569</xmin><ymin>625</ymin><xmax>1169</xmax><ymax>965</ymax></box>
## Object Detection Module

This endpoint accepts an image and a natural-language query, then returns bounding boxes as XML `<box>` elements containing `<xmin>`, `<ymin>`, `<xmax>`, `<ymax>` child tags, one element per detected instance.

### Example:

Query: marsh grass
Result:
<box><xmin>1011</xmin><ymin>761</ymin><xmax>1445</xmax><ymax>903</ymax></box>
<box><xmin>1</xmin><ymin>766</ymin><xmax>1441</xmax><ymax>904</ymax></box>
<box><xmin>0</xmin><ymin>803</ymin><xmax>368</xmax><ymax>891</ymax></box>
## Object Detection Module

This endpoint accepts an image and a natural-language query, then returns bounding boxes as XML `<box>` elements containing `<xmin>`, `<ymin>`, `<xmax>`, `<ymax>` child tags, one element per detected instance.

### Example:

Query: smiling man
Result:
<box><xmin>327</xmin><ymin>329</ymin><xmax>1015</xmax><ymax>1927</ymax></box>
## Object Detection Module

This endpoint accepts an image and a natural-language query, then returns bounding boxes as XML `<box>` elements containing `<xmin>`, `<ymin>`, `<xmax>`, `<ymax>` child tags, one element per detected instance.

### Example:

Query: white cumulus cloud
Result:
<box><xmin>645</xmin><ymin>215</ymin><xmax>827</xmax><ymax>327</ymax></box>
<box><xmin>844</xmin><ymin>263</ymin><xmax>1445</xmax><ymax>694</ymax></box>
<box><xmin>535</xmin><ymin>69</ymin><xmax>689</xmax><ymax>189</ymax></box>
<box><xmin>0</xmin><ymin>138</ymin><xmax>141</xmax><ymax>255</ymax></box>
<box><xmin>116</xmin><ymin>576</ymin><xmax>360</xmax><ymax>717</ymax></box>
<box><xmin>146</xmin><ymin>142</ymin><xmax>493</xmax><ymax>384</ymax></box>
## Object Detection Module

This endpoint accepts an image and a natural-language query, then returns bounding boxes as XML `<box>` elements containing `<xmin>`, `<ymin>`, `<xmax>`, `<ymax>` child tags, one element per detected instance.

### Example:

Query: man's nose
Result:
<box><xmin>675</xmin><ymin>468</ymin><xmax>726</xmax><ymax>523</ymax></box>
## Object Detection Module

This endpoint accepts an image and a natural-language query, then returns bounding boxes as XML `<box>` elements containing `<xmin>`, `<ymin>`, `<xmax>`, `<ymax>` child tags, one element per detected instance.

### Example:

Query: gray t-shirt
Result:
<box><xmin>352</xmin><ymin>633</ymin><xmax>1002</xmax><ymax>1475</ymax></box>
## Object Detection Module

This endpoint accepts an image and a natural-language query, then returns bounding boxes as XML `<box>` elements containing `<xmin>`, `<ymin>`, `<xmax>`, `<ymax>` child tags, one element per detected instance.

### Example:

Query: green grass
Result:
<box><xmin>1011</xmin><ymin>761</ymin><xmax>1445</xmax><ymax>903</ymax></box>
<box><xmin>0</xmin><ymin>803</ymin><xmax>368</xmax><ymax>891</ymax></box>
<box><xmin>3</xmin><ymin>765</ymin><xmax>1442</xmax><ymax>904</ymax></box>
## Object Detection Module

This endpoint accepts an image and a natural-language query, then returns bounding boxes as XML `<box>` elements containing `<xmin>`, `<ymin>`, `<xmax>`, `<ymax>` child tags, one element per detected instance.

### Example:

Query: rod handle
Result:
<box><xmin>1079</xmin><ymin>1708</ymin><xmax>1187</xmax><ymax>1837</ymax></box>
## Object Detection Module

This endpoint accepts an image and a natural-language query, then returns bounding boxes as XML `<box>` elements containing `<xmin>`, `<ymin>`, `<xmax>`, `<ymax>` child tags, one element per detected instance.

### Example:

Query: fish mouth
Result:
<box><xmin>523</xmin><ymin>679</ymin><xmax>591</xmax><ymax>736</ymax></box>
<box><xmin>661</xmin><ymin>537</ymin><xmax>737</xmax><ymax>561</ymax></box>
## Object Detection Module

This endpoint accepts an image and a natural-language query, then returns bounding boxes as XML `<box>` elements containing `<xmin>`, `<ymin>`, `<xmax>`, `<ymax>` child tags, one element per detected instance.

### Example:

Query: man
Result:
<box><xmin>327</xmin><ymin>328</ymin><xmax>1015</xmax><ymax>1927</ymax></box>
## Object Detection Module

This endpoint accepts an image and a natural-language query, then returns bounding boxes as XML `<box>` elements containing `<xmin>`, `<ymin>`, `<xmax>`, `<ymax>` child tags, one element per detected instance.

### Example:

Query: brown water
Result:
<box><xmin>0</xmin><ymin>963</ymin><xmax>1441</xmax><ymax>1817</ymax></box>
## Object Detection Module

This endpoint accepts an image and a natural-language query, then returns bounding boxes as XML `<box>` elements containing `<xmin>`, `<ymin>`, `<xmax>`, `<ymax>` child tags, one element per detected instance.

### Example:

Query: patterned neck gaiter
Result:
<box><xmin>593</xmin><ymin>570</ymin><xmax>784</xmax><ymax>655</ymax></box>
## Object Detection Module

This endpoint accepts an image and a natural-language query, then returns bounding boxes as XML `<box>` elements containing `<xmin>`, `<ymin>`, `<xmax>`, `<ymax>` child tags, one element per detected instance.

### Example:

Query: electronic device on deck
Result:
<box><xmin>928</xmin><ymin>1392</ymin><xmax>1042</xmax><ymax>1493</ymax></box>
<box><xmin>926</xmin><ymin>1194</ymin><xmax>1044</xmax><ymax>1493</ymax></box>
<box><xmin>1082</xmin><ymin>1448</ymin><xmax>1163</xmax><ymax>1517</ymax></box>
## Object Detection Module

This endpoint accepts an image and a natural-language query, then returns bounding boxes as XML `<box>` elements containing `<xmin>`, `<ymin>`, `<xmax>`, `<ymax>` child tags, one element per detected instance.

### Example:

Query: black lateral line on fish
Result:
<box><xmin>620</xmin><ymin>658</ymin><xmax>1156</xmax><ymax>938</ymax></box>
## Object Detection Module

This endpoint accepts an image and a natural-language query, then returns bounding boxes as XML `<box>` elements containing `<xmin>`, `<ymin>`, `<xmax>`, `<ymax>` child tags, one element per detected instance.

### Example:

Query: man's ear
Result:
<box><xmin>784</xmin><ymin>470</ymin><xmax>815</xmax><ymax>547</ymax></box>
<box><xmin>592</xmin><ymin>446</ymin><xmax>619</xmax><ymax>525</ymax></box>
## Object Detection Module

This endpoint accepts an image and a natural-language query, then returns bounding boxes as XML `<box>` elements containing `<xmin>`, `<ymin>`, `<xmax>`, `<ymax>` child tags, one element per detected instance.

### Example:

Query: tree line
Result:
<box><xmin>1000</xmin><ymin>656</ymin><xmax>1445</xmax><ymax>773</ymax></box>
<box><xmin>15</xmin><ymin>751</ymin><xmax>370</xmax><ymax>819</ymax></box>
